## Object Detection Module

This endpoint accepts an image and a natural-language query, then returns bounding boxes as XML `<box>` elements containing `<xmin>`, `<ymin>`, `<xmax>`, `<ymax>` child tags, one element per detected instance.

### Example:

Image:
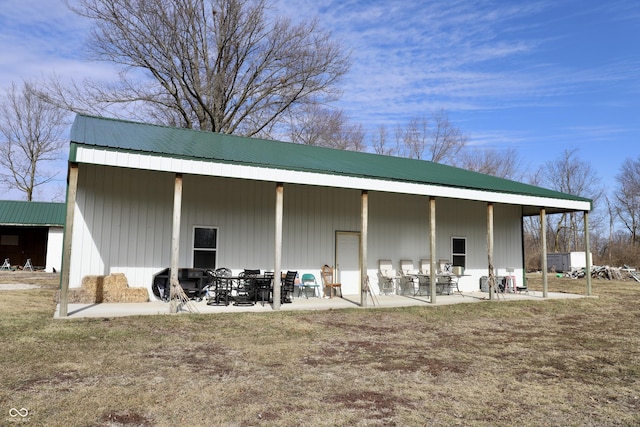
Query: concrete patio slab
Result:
<box><xmin>53</xmin><ymin>290</ymin><xmax>590</xmax><ymax>319</ymax></box>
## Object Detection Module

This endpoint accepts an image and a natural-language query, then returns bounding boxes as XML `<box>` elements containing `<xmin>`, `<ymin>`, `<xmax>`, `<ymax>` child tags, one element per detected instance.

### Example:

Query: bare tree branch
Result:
<box><xmin>455</xmin><ymin>146</ymin><xmax>525</xmax><ymax>180</ymax></box>
<box><xmin>48</xmin><ymin>0</ymin><xmax>349</xmax><ymax>137</ymax></box>
<box><xmin>286</xmin><ymin>104</ymin><xmax>363</xmax><ymax>151</ymax></box>
<box><xmin>0</xmin><ymin>82</ymin><xmax>68</xmax><ymax>201</ymax></box>
<box><xmin>396</xmin><ymin>109</ymin><xmax>467</xmax><ymax>163</ymax></box>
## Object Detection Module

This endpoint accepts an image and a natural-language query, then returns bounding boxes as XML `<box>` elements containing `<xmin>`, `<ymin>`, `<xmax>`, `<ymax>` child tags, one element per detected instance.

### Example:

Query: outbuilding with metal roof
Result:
<box><xmin>0</xmin><ymin>200</ymin><xmax>65</xmax><ymax>272</ymax></box>
<box><xmin>58</xmin><ymin>115</ymin><xmax>593</xmax><ymax>316</ymax></box>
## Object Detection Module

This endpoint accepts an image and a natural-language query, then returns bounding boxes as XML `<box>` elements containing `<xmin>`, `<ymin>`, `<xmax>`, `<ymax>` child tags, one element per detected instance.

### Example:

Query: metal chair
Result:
<box><xmin>399</xmin><ymin>259</ymin><xmax>418</xmax><ymax>295</ymax></box>
<box><xmin>281</xmin><ymin>270</ymin><xmax>297</xmax><ymax>303</ymax></box>
<box><xmin>206</xmin><ymin>267</ymin><xmax>232</xmax><ymax>306</ymax></box>
<box><xmin>436</xmin><ymin>276</ymin><xmax>453</xmax><ymax>295</ymax></box>
<box><xmin>234</xmin><ymin>270</ymin><xmax>258</xmax><ymax>306</ymax></box>
<box><xmin>378</xmin><ymin>259</ymin><xmax>397</xmax><ymax>295</ymax></box>
<box><xmin>415</xmin><ymin>274</ymin><xmax>430</xmax><ymax>296</ymax></box>
<box><xmin>299</xmin><ymin>273</ymin><xmax>320</xmax><ymax>298</ymax></box>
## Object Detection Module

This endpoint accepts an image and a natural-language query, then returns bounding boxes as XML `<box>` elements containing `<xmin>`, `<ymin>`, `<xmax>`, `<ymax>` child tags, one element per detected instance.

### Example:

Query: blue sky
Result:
<box><xmin>1</xmin><ymin>0</ymin><xmax>639</xmax><ymax>201</ymax></box>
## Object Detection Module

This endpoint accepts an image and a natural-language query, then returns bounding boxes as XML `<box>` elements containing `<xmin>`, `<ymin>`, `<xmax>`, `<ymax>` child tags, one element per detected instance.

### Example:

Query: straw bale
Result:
<box><xmin>103</xmin><ymin>273</ymin><xmax>128</xmax><ymax>291</ymax></box>
<box><xmin>56</xmin><ymin>288</ymin><xmax>96</xmax><ymax>304</ymax></box>
<box><xmin>65</xmin><ymin>273</ymin><xmax>148</xmax><ymax>303</ymax></box>
<box><xmin>103</xmin><ymin>287</ymin><xmax>149</xmax><ymax>303</ymax></box>
<box><xmin>81</xmin><ymin>275</ymin><xmax>104</xmax><ymax>293</ymax></box>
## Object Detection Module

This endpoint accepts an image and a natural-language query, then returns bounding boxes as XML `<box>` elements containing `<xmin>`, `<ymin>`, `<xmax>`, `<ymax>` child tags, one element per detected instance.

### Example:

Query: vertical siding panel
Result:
<box><xmin>71</xmin><ymin>167</ymin><xmax>525</xmax><ymax>294</ymax></box>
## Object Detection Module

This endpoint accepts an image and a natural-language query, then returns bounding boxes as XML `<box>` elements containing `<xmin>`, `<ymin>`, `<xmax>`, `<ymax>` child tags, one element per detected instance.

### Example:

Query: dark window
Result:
<box><xmin>193</xmin><ymin>227</ymin><xmax>217</xmax><ymax>269</ymax></box>
<box><xmin>451</xmin><ymin>237</ymin><xmax>466</xmax><ymax>268</ymax></box>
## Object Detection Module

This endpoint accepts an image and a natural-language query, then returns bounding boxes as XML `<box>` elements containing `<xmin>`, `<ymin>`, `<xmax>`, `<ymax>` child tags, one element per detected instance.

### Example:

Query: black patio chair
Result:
<box><xmin>234</xmin><ymin>270</ymin><xmax>258</xmax><ymax>306</ymax></box>
<box><xmin>281</xmin><ymin>271</ymin><xmax>297</xmax><ymax>303</ymax></box>
<box><xmin>206</xmin><ymin>267</ymin><xmax>232</xmax><ymax>306</ymax></box>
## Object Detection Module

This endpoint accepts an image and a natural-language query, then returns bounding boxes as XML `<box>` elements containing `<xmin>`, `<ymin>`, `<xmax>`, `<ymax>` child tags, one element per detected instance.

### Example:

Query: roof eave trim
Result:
<box><xmin>74</xmin><ymin>146</ymin><xmax>592</xmax><ymax>212</ymax></box>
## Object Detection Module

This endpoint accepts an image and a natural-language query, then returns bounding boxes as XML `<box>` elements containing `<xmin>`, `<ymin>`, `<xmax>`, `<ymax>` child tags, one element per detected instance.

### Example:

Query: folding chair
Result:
<box><xmin>299</xmin><ymin>273</ymin><xmax>320</xmax><ymax>298</ymax></box>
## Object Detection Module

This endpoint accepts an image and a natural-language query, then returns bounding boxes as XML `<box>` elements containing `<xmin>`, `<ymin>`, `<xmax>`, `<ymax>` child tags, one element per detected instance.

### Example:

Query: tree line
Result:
<box><xmin>0</xmin><ymin>0</ymin><xmax>637</xmax><ymax>267</ymax></box>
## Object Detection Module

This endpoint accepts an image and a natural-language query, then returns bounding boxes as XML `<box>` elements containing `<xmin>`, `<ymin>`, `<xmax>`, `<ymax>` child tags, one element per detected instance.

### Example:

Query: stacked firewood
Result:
<box><xmin>564</xmin><ymin>265</ymin><xmax>639</xmax><ymax>282</ymax></box>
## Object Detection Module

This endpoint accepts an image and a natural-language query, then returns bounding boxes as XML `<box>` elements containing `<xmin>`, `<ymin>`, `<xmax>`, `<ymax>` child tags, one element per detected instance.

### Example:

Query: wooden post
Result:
<box><xmin>487</xmin><ymin>203</ymin><xmax>495</xmax><ymax>301</ymax></box>
<box><xmin>429</xmin><ymin>197</ymin><xmax>437</xmax><ymax>303</ymax></box>
<box><xmin>169</xmin><ymin>174</ymin><xmax>183</xmax><ymax>314</ymax></box>
<box><xmin>59</xmin><ymin>163</ymin><xmax>78</xmax><ymax>318</ymax></box>
<box><xmin>584</xmin><ymin>211</ymin><xmax>592</xmax><ymax>296</ymax></box>
<box><xmin>541</xmin><ymin>208</ymin><xmax>548</xmax><ymax>298</ymax></box>
<box><xmin>273</xmin><ymin>183</ymin><xmax>283</xmax><ymax>310</ymax></box>
<box><xmin>361</xmin><ymin>191</ymin><xmax>368</xmax><ymax>307</ymax></box>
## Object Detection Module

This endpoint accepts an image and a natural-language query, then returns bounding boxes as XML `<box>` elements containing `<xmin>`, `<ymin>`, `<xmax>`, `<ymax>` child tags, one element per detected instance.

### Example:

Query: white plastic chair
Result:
<box><xmin>378</xmin><ymin>259</ymin><xmax>398</xmax><ymax>295</ymax></box>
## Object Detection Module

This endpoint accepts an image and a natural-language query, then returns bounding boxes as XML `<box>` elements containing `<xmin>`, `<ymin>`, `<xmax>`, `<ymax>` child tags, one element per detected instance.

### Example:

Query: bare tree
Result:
<box><xmin>537</xmin><ymin>148</ymin><xmax>602</xmax><ymax>252</ymax></box>
<box><xmin>455</xmin><ymin>146</ymin><xmax>524</xmax><ymax>180</ymax></box>
<box><xmin>371</xmin><ymin>125</ymin><xmax>396</xmax><ymax>156</ymax></box>
<box><xmin>396</xmin><ymin>109</ymin><xmax>467</xmax><ymax>163</ymax></box>
<box><xmin>286</xmin><ymin>104</ymin><xmax>363</xmax><ymax>150</ymax></box>
<box><xmin>399</xmin><ymin>117</ymin><xmax>428</xmax><ymax>160</ymax></box>
<box><xmin>0</xmin><ymin>82</ymin><xmax>68</xmax><ymax>201</ymax></box>
<box><xmin>428</xmin><ymin>109</ymin><xmax>467</xmax><ymax>164</ymax></box>
<box><xmin>50</xmin><ymin>0</ymin><xmax>350</xmax><ymax>136</ymax></box>
<box><xmin>614</xmin><ymin>156</ymin><xmax>640</xmax><ymax>246</ymax></box>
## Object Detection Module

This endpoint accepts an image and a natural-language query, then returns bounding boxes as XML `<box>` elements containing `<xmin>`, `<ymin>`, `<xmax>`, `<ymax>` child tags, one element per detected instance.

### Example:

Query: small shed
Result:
<box><xmin>547</xmin><ymin>252</ymin><xmax>593</xmax><ymax>273</ymax></box>
<box><xmin>0</xmin><ymin>200</ymin><xmax>65</xmax><ymax>272</ymax></box>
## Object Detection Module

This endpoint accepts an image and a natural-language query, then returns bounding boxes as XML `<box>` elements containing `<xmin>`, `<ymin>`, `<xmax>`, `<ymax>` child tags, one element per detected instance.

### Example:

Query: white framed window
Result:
<box><xmin>193</xmin><ymin>226</ymin><xmax>218</xmax><ymax>269</ymax></box>
<box><xmin>451</xmin><ymin>237</ymin><xmax>466</xmax><ymax>268</ymax></box>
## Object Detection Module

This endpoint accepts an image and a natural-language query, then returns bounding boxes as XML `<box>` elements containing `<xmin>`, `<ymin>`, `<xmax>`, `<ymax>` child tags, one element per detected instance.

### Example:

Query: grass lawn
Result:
<box><xmin>1</xmin><ymin>271</ymin><xmax>639</xmax><ymax>426</ymax></box>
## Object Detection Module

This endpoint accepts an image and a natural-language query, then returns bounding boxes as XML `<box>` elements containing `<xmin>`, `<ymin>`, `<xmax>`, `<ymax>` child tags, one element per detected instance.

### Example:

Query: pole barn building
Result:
<box><xmin>58</xmin><ymin>115</ymin><xmax>592</xmax><ymax>316</ymax></box>
<box><xmin>0</xmin><ymin>200</ymin><xmax>65</xmax><ymax>272</ymax></box>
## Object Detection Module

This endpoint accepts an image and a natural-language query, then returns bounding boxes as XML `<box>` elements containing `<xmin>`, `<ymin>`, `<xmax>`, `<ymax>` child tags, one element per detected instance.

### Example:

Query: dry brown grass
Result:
<box><xmin>0</xmin><ymin>271</ymin><xmax>639</xmax><ymax>426</ymax></box>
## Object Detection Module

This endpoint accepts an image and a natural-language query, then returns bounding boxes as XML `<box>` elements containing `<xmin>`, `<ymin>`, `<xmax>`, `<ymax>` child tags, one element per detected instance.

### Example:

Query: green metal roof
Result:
<box><xmin>69</xmin><ymin>114</ymin><xmax>592</xmax><ymax>207</ymax></box>
<box><xmin>0</xmin><ymin>200</ymin><xmax>66</xmax><ymax>226</ymax></box>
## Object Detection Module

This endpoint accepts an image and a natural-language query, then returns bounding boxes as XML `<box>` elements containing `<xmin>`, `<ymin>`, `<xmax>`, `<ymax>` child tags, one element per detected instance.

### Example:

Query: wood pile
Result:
<box><xmin>59</xmin><ymin>273</ymin><xmax>149</xmax><ymax>303</ymax></box>
<box><xmin>565</xmin><ymin>266</ymin><xmax>639</xmax><ymax>281</ymax></box>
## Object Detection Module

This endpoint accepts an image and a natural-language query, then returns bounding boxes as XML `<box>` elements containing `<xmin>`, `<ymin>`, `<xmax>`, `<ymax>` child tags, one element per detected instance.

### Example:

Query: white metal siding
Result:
<box><xmin>45</xmin><ymin>227</ymin><xmax>63</xmax><ymax>273</ymax></box>
<box><xmin>70</xmin><ymin>165</ymin><xmax>174</xmax><ymax>288</ymax></box>
<box><xmin>70</xmin><ymin>166</ymin><xmax>524</xmax><ymax>296</ymax></box>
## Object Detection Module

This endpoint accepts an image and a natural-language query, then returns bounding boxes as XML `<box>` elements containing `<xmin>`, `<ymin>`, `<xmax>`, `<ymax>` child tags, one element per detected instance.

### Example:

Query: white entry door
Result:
<box><xmin>335</xmin><ymin>232</ymin><xmax>361</xmax><ymax>295</ymax></box>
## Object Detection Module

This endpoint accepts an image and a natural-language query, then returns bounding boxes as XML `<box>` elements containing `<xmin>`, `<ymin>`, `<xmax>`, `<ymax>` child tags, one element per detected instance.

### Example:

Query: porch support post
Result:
<box><xmin>59</xmin><ymin>163</ymin><xmax>78</xmax><ymax>318</ymax></box>
<box><xmin>273</xmin><ymin>183</ymin><xmax>284</xmax><ymax>310</ymax></box>
<box><xmin>584</xmin><ymin>211</ymin><xmax>592</xmax><ymax>296</ymax></box>
<box><xmin>169</xmin><ymin>173</ymin><xmax>183</xmax><ymax>314</ymax></box>
<box><xmin>360</xmin><ymin>190</ymin><xmax>368</xmax><ymax>307</ymax></box>
<box><xmin>541</xmin><ymin>208</ymin><xmax>548</xmax><ymax>298</ymax></box>
<box><xmin>429</xmin><ymin>197</ymin><xmax>437</xmax><ymax>303</ymax></box>
<box><xmin>487</xmin><ymin>202</ymin><xmax>495</xmax><ymax>301</ymax></box>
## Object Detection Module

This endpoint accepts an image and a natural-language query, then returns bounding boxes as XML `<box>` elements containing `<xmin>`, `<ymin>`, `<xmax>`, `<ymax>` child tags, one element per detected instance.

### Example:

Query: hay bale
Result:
<box><xmin>103</xmin><ymin>287</ymin><xmax>149</xmax><ymax>303</ymax></box>
<box><xmin>80</xmin><ymin>275</ymin><xmax>105</xmax><ymax>302</ymax></box>
<box><xmin>103</xmin><ymin>273</ymin><xmax>128</xmax><ymax>292</ymax></box>
<box><xmin>125</xmin><ymin>287</ymin><xmax>149</xmax><ymax>302</ymax></box>
<box><xmin>55</xmin><ymin>288</ymin><xmax>96</xmax><ymax>304</ymax></box>
<box><xmin>64</xmin><ymin>273</ymin><xmax>149</xmax><ymax>303</ymax></box>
